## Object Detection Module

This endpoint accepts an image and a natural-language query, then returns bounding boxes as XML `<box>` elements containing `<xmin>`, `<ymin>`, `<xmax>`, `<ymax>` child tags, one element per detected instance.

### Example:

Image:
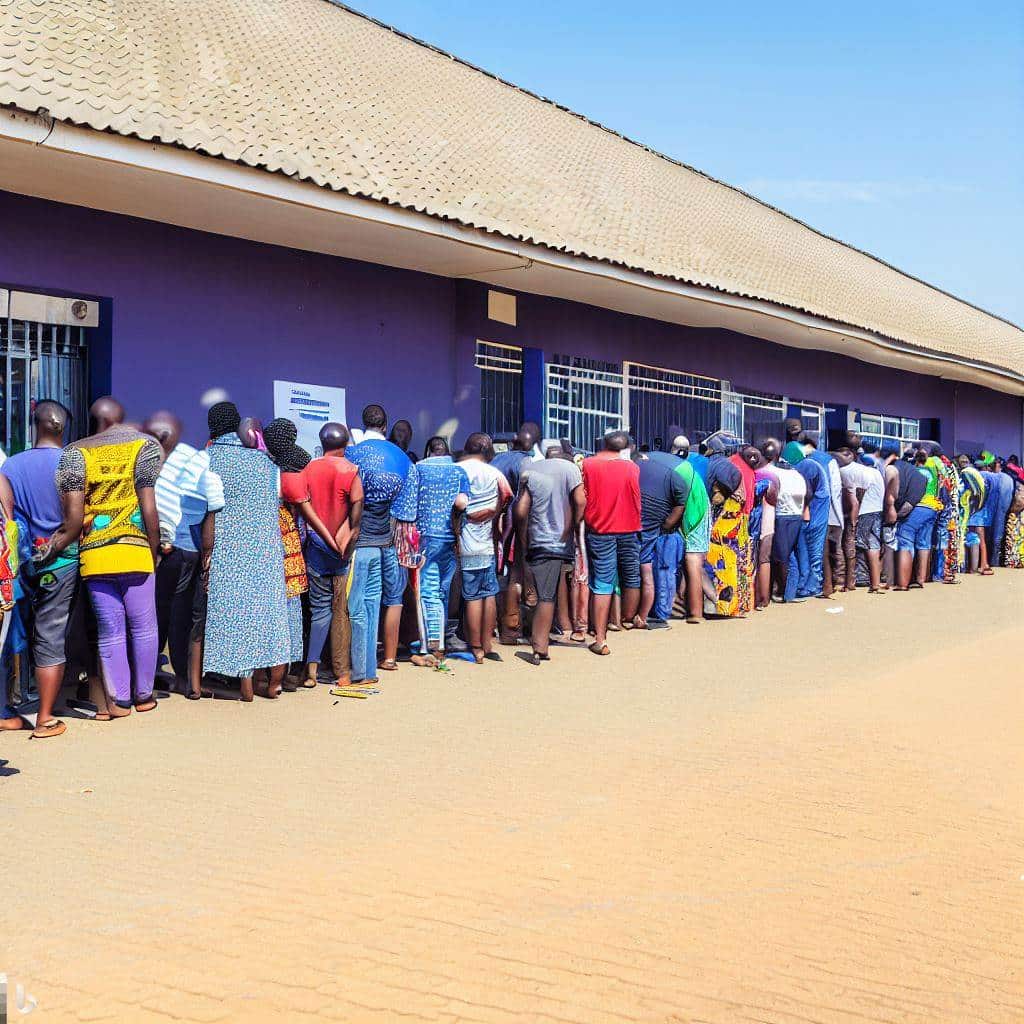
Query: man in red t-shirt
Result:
<box><xmin>581</xmin><ymin>430</ymin><xmax>641</xmax><ymax>655</ymax></box>
<box><xmin>283</xmin><ymin>422</ymin><xmax>364</xmax><ymax>686</ymax></box>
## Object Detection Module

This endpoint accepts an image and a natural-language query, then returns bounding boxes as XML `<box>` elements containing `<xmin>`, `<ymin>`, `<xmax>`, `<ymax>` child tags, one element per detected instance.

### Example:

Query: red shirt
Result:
<box><xmin>581</xmin><ymin>451</ymin><xmax>641</xmax><ymax>534</ymax></box>
<box><xmin>729</xmin><ymin>454</ymin><xmax>755</xmax><ymax>514</ymax></box>
<box><xmin>294</xmin><ymin>451</ymin><xmax>361</xmax><ymax>535</ymax></box>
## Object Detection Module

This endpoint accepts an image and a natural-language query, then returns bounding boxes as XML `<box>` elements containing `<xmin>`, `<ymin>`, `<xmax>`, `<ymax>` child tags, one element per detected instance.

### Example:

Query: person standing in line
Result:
<box><xmin>147</xmin><ymin>410</ymin><xmax>197</xmax><ymax>691</ymax></box>
<box><xmin>958</xmin><ymin>458</ymin><xmax>987</xmax><ymax>573</ymax></box>
<box><xmin>345</xmin><ymin>404</ymin><xmax>418</xmax><ymax>680</ymax></box>
<box><xmin>633</xmin><ymin>447</ymin><xmax>689</xmax><ymax>628</ymax></box>
<box><xmin>851</xmin><ymin>446</ymin><xmax>885</xmax><ymax>592</ymax></box>
<box><xmin>388</xmin><ymin>419</ymin><xmax>419</xmax><ymax>463</ymax></box>
<box><xmin>46</xmin><ymin>396</ymin><xmax>163</xmax><ymax>717</ymax></box>
<box><xmin>413</xmin><ymin>436</ymin><xmax>469</xmax><ymax>663</ymax></box>
<box><xmin>203</xmin><ymin>403</ymin><xmax>291</xmax><ymax>700</ymax></box>
<box><xmin>702</xmin><ymin>434</ymin><xmax>753</xmax><ymax>617</ymax></box>
<box><xmin>741</xmin><ymin>445</ymin><xmax>779</xmax><ymax>610</ymax></box>
<box><xmin>1</xmin><ymin>401</ymin><xmax>71</xmax><ymax>736</ymax></box>
<box><xmin>514</xmin><ymin>442</ymin><xmax>585</xmax><ymax>663</ymax></box>
<box><xmin>162</xmin><ymin>412</ymin><xmax>226</xmax><ymax>700</ymax></box>
<box><xmin>263</xmin><ymin>419</ymin><xmax>315</xmax><ymax>689</ymax></box>
<box><xmin>894</xmin><ymin>448</ymin><xmax>941</xmax><ymax>590</ymax></box>
<box><xmin>874</xmin><ymin>444</ymin><xmax>901</xmax><ymax>587</ymax></box>
<box><xmin>581</xmin><ymin>431</ymin><xmax>641</xmax><ymax>654</ymax></box>
<box><xmin>979</xmin><ymin>453</ymin><xmax>1014</xmax><ymax>567</ymax></box>
<box><xmin>456</xmin><ymin>433</ymin><xmax>512</xmax><ymax>663</ymax></box>
<box><xmin>801</xmin><ymin>432</ymin><xmax>844</xmax><ymax>597</ymax></box>
<box><xmin>492</xmin><ymin>421</ymin><xmax>542</xmax><ymax>646</ymax></box>
<box><xmin>289</xmin><ymin>422</ymin><xmax>362</xmax><ymax>687</ymax></box>
<box><xmin>790</xmin><ymin>444</ymin><xmax>830</xmax><ymax>599</ymax></box>
<box><xmin>761</xmin><ymin>438</ymin><xmax>806</xmax><ymax>602</ymax></box>
<box><xmin>832</xmin><ymin>448</ymin><xmax>865</xmax><ymax>592</ymax></box>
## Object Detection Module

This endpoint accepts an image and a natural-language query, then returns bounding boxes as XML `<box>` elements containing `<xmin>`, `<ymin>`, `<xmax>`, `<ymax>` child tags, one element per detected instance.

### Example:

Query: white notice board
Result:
<box><xmin>273</xmin><ymin>380</ymin><xmax>346</xmax><ymax>458</ymax></box>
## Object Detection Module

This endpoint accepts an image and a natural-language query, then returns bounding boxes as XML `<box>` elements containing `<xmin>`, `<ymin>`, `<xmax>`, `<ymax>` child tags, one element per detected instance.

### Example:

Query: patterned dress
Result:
<box><xmin>1004</xmin><ymin>484</ymin><xmax>1024</xmax><ymax>569</ymax></box>
<box><xmin>204</xmin><ymin>435</ymin><xmax>291</xmax><ymax>677</ymax></box>
<box><xmin>279</xmin><ymin>502</ymin><xmax>308</xmax><ymax>663</ymax></box>
<box><xmin>704</xmin><ymin>495</ymin><xmax>753</xmax><ymax>617</ymax></box>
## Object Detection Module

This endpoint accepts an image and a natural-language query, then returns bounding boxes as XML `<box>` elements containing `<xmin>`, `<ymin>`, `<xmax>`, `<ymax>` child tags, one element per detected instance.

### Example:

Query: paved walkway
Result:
<box><xmin>3</xmin><ymin>572</ymin><xmax>1023</xmax><ymax>1023</ymax></box>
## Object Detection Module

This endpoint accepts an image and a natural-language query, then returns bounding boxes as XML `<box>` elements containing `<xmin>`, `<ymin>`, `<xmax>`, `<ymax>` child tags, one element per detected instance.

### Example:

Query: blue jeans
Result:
<box><xmin>420</xmin><ymin>537</ymin><xmax>457</xmax><ymax>646</ymax></box>
<box><xmin>307</xmin><ymin>566</ymin><xmax>348</xmax><ymax>669</ymax></box>
<box><xmin>795</xmin><ymin>515</ymin><xmax>828</xmax><ymax>598</ymax></box>
<box><xmin>347</xmin><ymin>547</ymin><xmax>383</xmax><ymax>682</ymax></box>
<box><xmin>380</xmin><ymin>545</ymin><xmax>408</xmax><ymax>607</ymax></box>
<box><xmin>586</xmin><ymin>530</ymin><xmax>641</xmax><ymax>595</ymax></box>
<box><xmin>653</xmin><ymin>532</ymin><xmax>684</xmax><ymax>621</ymax></box>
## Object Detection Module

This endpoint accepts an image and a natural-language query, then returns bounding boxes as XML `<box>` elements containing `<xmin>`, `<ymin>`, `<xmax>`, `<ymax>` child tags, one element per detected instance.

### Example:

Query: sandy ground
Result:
<box><xmin>2</xmin><ymin>571</ymin><xmax>1023</xmax><ymax>1023</ymax></box>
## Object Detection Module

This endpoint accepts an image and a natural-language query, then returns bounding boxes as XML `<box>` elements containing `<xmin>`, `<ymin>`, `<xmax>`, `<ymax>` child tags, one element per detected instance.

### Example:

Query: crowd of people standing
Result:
<box><xmin>1</xmin><ymin>397</ymin><xmax>1022</xmax><ymax>739</ymax></box>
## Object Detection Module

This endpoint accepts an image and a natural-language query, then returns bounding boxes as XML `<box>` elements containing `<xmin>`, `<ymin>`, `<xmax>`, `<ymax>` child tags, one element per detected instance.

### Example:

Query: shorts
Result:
<box><xmin>772</xmin><ymin>516</ymin><xmax>802</xmax><ymax>565</ymax></box>
<box><xmin>855</xmin><ymin>511</ymin><xmax>882</xmax><ymax>551</ymax></box>
<box><xmin>526</xmin><ymin>555</ymin><xmax>568</xmax><ymax>603</ymax></box>
<box><xmin>683</xmin><ymin>507</ymin><xmax>712</xmax><ymax>556</ymax></box>
<box><xmin>897</xmin><ymin>505</ymin><xmax>938</xmax><ymax>553</ymax></box>
<box><xmin>586</xmin><ymin>530</ymin><xmax>641</xmax><ymax>596</ymax></box>
<box><xmin>461</xmin><ymin>562</ymin><xmax>499</xmax><ymax>601</ymax></box>
<box><xmin>380</xmin><ymin>544</ymin><xmax>408</xmax><ymax>607</ymax></box>
<box><xmin>24</xmin><ymin>565</ymin><xmax>77</xmax><ymax>668</ymax></box>
<box><xmin>882</xmin><ymin>523</ymin><xmax>898</xmax><ymax>551</ymax></box>
<box><xmin>967</xmin><ymin>505</ymin><xmax>991</xmax><ymax>528</ymax></box>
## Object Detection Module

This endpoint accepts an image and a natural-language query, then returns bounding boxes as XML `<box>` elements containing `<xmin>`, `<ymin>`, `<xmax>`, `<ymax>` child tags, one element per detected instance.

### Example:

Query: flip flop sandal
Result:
<box><xmin>377</xmin><ymin>660</ymin><xmax>399</xmax><ymax>672</ymax></box>
<box><xmin>588</xmin><ymin>642</ymin><xmax>611</xmax><ymax>656</ymax></box>
<box><xmin>483</xmin><ymin>652</ymin><xmax>502</xmax><ymax>662</ymax></box>
<box><xmin>135</xmin><ymin>701</ymin><xmax>158</xmax><ymax>713</ymax></box>
<box><xmin>330</xmin><ymin>687</ymin><xmax>374</xmax><ymax>698</ymax></box>
<box><xmin>302</xmin><ymin>677</ymin><xmax>318</xmax><ymax>688</ymax></box>
<box><xmin>185</xmin><ymin>691</ymin><xmax>202</xmax><ymax>700</ymax></box>
<box><xmin>31</xmin><ymin>719</ymin><xmax>67</xmax><ymax>739</ymax></box>
<box><xmin>569</xmin><ymin>631</ymin><xmax>587</xmax><ymax>644</ymax></box>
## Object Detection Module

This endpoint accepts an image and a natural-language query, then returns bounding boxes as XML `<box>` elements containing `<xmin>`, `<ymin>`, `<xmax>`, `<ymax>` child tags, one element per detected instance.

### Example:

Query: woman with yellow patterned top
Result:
<box><xmin>47</xmin><ymin>397</ymin><xmax>163</xmax><ymax>716</ymax></box>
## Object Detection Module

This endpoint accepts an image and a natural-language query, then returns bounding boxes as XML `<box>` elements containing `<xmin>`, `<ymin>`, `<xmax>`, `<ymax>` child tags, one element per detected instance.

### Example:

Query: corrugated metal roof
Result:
<box><xmin>0</xmin><ymin>0</ymin><xmax>1021</xmax><ymax>377</ymax></box>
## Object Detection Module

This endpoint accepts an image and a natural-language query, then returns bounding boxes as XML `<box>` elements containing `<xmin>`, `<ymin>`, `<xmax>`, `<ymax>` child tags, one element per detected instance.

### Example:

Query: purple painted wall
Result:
<box><xmin>1</xmin><ymin>190</ymin><xmax>1020</xmax><ymax>454</ymax></box>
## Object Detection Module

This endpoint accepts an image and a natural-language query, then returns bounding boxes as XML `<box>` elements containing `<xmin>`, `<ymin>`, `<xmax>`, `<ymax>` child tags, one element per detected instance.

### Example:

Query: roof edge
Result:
<box><xmin>320</xmin><ymin>0</ymin><xmax>1022</xmax><ymax>333</ymax></box>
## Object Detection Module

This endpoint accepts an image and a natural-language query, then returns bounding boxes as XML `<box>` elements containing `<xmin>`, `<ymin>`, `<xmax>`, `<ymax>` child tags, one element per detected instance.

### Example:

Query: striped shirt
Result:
<box><xmin>156</xmin><ymin>445</ymin><xmax>226</xmax><ymax>552</ymax></box>
<box><xmin>155</xmin><ymin>442</ymin><xmax>197</xmax><ymax>545</ymax></box>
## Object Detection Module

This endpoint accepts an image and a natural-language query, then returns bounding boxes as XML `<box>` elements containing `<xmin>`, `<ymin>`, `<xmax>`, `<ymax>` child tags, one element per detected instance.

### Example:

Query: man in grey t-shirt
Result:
<box><xmin>514</xmin><ymin>450</ymin><xmax>586</xmax><ymax>664</ymax></box>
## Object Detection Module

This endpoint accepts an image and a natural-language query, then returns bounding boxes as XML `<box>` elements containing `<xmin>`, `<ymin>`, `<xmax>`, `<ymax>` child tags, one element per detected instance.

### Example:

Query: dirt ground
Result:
<box><xmin>2</xmin><ymin>571</ymin><xmax>1022</xmax><ymax>1023</ymax></box>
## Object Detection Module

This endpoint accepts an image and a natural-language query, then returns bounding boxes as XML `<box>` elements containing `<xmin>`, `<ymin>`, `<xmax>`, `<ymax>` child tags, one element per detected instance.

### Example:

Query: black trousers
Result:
<box><xmin>155</xmin><ymin>548</ymin><xmax>199</xmax><ymax>680</ymax></box>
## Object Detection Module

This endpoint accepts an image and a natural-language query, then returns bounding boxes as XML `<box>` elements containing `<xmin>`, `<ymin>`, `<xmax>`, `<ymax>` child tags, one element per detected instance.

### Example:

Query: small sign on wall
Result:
<box><xmin>273</xmin><ymin>380</ymin><xmax>346</xmax><ymax>458</ymax></box>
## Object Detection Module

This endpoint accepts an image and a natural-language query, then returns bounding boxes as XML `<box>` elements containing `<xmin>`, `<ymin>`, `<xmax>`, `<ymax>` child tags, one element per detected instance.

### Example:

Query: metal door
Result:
<box><xmin>475</xmin><ymin>340</ymin><xmax>523</xmax><ymax>438</ymax></box>
<box><xmin>545</xmin><ymin>355</ymin><xmax>624</xmax><ymax>451</ymax></box>
<box><xmin>625</xmin><ymin>362</ymin><xmax>722</xmax><ymax>448</ymax></box>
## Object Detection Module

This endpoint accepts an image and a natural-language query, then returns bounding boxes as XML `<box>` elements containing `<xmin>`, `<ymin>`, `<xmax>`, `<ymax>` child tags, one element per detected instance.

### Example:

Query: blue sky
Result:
<box><xmin>353</xmin><ymin>0</ymin><xmax>1023</xmax><ymax>324</ymax></box>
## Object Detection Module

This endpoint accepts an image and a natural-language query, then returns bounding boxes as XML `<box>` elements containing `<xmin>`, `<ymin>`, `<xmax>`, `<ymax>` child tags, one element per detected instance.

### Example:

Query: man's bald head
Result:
<box><xmin>603</xmin><ymin>430</ymin><xmax>630</xmax><ymax>453</ymax></box>
<box><xmin>89</xmin><ymin>396</ymin><xmax>124</xmax><ymax>433</ymax></box>
<box><xmin>670</xmin><ymin>434</ymin><xmax>690</xmax><ymax>457</ymax></box>
<box><xmin>319</xmin><ymin>422</ymin><xmax>350</xmax><ymax>453</ymax></box>
<box><xmin>143</xmin><ymin>410</ymin><xmax>183</xmax><ymax>456</ymax></box>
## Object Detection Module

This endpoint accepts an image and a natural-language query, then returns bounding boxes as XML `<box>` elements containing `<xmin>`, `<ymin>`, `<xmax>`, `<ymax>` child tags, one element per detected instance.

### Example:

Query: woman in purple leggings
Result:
<box><xmin>46</xmin><ymin>397</ymin><xmax>163</xmax><ymax>716</ymax></box>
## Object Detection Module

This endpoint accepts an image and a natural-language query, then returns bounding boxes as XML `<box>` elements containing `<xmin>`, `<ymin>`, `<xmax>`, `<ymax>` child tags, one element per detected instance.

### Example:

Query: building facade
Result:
<box><xmin>0</xmin><ymin>1</ymin><xmax>1021</xmax><ymax>456</ymax></box>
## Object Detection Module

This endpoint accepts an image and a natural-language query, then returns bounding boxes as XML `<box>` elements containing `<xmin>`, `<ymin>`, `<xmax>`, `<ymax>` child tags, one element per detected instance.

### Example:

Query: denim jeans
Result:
<box><xmin>795</xmin><ymin>515</ymin><xmax>828</xmax><ymax>597</ymax></box>
<box><xmin>347</xmin><ymin>547</ymin><xmax>383</xmax><ymax>682</ymax></box>
<box><xmin>420</xmin><ymin>537</ymin><xmax>457</xmax><ymax>647</ymax></box>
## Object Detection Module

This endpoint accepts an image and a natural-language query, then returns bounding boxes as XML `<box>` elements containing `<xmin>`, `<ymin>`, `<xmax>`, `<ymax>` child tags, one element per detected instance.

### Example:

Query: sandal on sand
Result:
<box><xmin>588</xmin><ymin>642</ymin><xmax>611</xmax><ymax>656</ymax></box>
<box><xmin>302</xmin><ymin>677</ymin><xmax>318</xmax><ymax>688</ymax></box>
<box><xmin>135</xmin><ymin>700</ymin><xmax>158</xmax><ymax>713</ymax></box>
<box><xmin>330</xmin><ymin>686</ymin><xmax>370</xmax><ymax>699</ymax></box>
<box><xmin>686</xmin><ymin>616</ymin><xmax>702</xmax><ymax>624</ymax></box>
<box><xmin>979</xmin><ymin>568</ymin><xmax>994</xmax><ymax>576</ymax></box>
<box><xmin>31</xmin><ymin>719</ymin><xmax>67</xmax><ymax>739</ymax></box>
<box><xmin>569</xmin><ymin>631</ymin><xmax>587</xmax><ymax>644</ymax></box>
<box><xmin>377</xmin><ymin>659</ymin><xmax>399</xmax><ymax>672</ymax></box>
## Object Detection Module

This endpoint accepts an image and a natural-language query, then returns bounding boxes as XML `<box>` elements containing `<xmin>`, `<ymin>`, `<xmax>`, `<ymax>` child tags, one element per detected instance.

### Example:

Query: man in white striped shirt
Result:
<box><xmin>148</xmin><ymin>411</ymin><xmax>202</xmax><ymax>688</ymax></box>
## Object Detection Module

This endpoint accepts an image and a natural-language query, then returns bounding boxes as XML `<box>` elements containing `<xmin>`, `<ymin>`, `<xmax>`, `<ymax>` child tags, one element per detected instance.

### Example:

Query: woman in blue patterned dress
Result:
<box><xmin>204</xmin><ymin>414</ymin><xmax>291</xmax><ymax>700</ymax></box>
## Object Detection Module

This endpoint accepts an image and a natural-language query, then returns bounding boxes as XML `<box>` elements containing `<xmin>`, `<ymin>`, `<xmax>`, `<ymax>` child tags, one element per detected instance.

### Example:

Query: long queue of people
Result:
<box><xmin>1</xmin><ymin>398</ymin><xmax>1022</xmax><ymax>740</ymax></box>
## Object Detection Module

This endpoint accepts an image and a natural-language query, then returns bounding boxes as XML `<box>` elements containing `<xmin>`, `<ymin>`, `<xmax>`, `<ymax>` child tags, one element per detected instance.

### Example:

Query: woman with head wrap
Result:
<box><xmin>703</xmin><ymin>434</ymin><xmax>753</xmax><ymax>617</ymax></box>
<box><xmin>204</xmin><ymin>410</ymin><xmax>291</xmax><ymax>700</ymax></box>
<box><xmin>1003</xmin><ymin>477</ymin><xmax>1024</xmax><ymax>569</ymax></box>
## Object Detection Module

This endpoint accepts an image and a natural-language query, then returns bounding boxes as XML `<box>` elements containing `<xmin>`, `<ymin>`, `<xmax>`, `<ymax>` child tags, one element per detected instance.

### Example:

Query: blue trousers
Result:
<box><xmin>652</xmin><ymin>533</ymin><xmax>684</xmax><ymax>621</ymax></box>
<box><xmin>784</xmin><ymin>521</ymin><xmax>806</xmax><ymax>602</ymax></box>
<box><xmin>988</xmin><ymin>486</ymin><xmax>1012</xmax><ymax>568</ymax></box>
<box><xmin>347</xmin><ymin>547</ymin><xmax>383</xmax><ymax>682</ymax></box>
<box><xmin>420</xmin><ymin>537</ymin><xmax>457</xmax><ymax>646</ymax></box>
<box><xmin>796</xmin><ymin>515</ymin><xmax>828</xmax><ymax>597</ymax></box>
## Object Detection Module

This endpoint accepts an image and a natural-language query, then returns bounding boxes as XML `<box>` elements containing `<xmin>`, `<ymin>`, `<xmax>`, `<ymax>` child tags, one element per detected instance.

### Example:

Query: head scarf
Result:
<box><xmin>207</xmin><ymin>401</ymin><xmax>241</xmax><ymax>439</ymax></box>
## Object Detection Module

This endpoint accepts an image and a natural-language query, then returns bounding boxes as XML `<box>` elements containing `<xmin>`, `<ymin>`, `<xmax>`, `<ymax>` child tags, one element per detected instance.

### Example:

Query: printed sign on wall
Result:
<box><xmin>273</xmin><ymin>380</ymin><xmax>346</xmax><ymax>458</ymax></box>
